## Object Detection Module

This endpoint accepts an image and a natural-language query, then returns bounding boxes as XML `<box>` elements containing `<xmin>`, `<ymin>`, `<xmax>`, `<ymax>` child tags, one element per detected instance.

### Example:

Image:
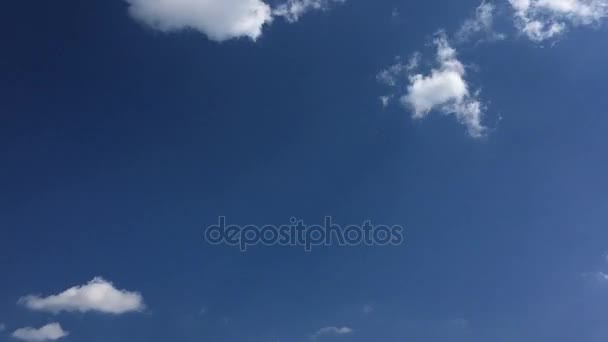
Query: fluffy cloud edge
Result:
<box><xmin>12</xmin><ymin>323</ymin><xmax>68</xmax><ymax>342</ymax></box>
<box><xmin>19</xmin><ymin>277</ymin><xmax>145</xmax><ymax>315</ymax></box>
<box><xmin>125</xmin><ymin>0</ymin><xmax>347</xmax><ymax>42</ymax></box>
<box><xmin>125</xmin><ymin>0</ymin><xmax>273</xmax><ymax>41</ymax></box>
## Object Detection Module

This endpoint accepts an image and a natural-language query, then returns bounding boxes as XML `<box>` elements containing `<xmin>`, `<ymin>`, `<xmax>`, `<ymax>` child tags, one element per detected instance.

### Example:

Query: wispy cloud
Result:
<box><xmin>274</xmin><ymin>0</ymin><xmax>346</xmax><ymax>23</ymax></box>
<box><xmin>380</xmin><ymin>95</ymin><xmax>392</xmax><ymax>108</ymax></box>
<box><xmin>12</xmin><ymin>323</ymin><xmax>68</xmax><ymax>342</ymax></box>
<box><xmin>582</xmin><ymin>271</ymin><xmax>608</xmax><ymax>287</ymax></box>
<box><xmin>377</xmin><ymin>61</ymin><xmax>407</xmax><ymax>87</ymax></box>
<box><xmin>456</xmin><ymin>1</ymin><xmax>506</xmax><ymax>42</ymax></box>
<box><xmin>377</xmin><ymin>53</ymin><xmax>421</xmax><ymax>87</ymax></box>
<box><xmin>311</xmin><ymin>326</ymin><xmax>353</xmax><ymax>340</ymax></box>
<box><xmin>19</xmin><ymin>277</ymin><xmax>145</xmax><ymax>315</ymax></box>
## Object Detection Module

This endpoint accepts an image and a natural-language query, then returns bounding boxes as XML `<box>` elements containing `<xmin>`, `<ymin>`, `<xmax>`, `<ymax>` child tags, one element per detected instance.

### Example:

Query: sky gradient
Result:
<box><xmin>2</xmin><ymin>0</ymin><xmax>608</xmax><ymax>341</ymax></box>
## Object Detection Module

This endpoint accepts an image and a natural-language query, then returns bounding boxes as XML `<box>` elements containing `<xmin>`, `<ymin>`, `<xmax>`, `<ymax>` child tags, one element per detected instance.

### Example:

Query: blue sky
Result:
<box><xmin>2</xmin><ymin>0</ymin><xmax>608</xmax><ymax>341</ymax></box>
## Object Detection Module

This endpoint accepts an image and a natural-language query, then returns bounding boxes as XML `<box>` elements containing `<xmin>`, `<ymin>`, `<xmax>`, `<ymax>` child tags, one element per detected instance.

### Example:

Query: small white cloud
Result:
<box><xmin>125</xmin><ymin>0</ymin><xmax>273</xmax><ymax>41</ymax></box>
<box><xmin>362</xmin><ymin>304</ymin><xmax>374</xmax><ymax>315</ymax></box>
<box><xmin>19</xmin><ymin>277</ymin><xmax>145</xmax><ymax>315</ymax></box>
<box><xmin>456</xmin><ymin>1</ymin><xmax>506</xmax><ymax>42</ymax></box>
<box><xmin>274</xmin><ymin>0</ymin><xmax>346</xmax><ymax>23</ymax></box>
<box><xmin>0</xmin><ymin>323</ymin><xmax>6</xmax><ymax>332</ymax></box>
<box><xmin>12</xmin><ymin>323</ymin><xmax>68</xmax><ymax>342</ymax></box>
<box><xmin>509</xmin><ymin>0</ymin><xmax>608</xmax><ymax>41</ymax></box>
<box><xmin>402</xmin><ymin>34</ymin><xmax>486</xmax><ymax>137</ymax></box>
<box><xmin>312</xmin><ymin>326</ymin><xmax>353</xmax><ymax>340</ymax></box>
<box><xmin>380</xmin><ymin>95</ymin><xmax>392</xmax><ymax>107</ymax></box>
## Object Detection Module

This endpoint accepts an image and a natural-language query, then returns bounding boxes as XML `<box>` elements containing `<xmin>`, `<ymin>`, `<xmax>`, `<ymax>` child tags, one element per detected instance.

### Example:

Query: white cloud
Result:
<box><xmin>274</xmin><ymin>0</ymin><xmax>346</xmax><ymax>22</ymax></box>
<box><xmin>0</xmin><ymin>323</ymin><xmax>5</xmax><ymax>332</ymax></box>
<box><xmin>509</xmin><ymin>0</ymin><xmax>608</xmax><ymax>40</ymax></box>
<box><xmin>312</xmin><ymin>326</ymin><xmax>353</xmax><ymax>340</ymax></box>
<box><xmin>456</xmin><ymin>1</ymin><xmax>506</xmax><ymax>42</ymax></box>
<box><xmin>19</xmin><ymin>277</ymin><xmax>145</xmax><ymax>315</ymax></box>
<box><xmin>12</xmin><ymin>323</ymin><xmax>68</xmax><ymax>342</ymax></box>
<box><xmin>402</xmin><ymin>35</ymin><xmax>486</xmax><ymax>138</ymax></box>
<box><xmin>125</xmin><ymin>0</ymin><xmax>273</xmax><ymax>41</ymax></box>
<box><xmin>362</xmin><ymin>304</ymin><xmax>374</xmax><ymax>315</ymax></box>
<box><xmin>124</xmin><ymin>0</ymin><xmax>347</xmax><ymax>41</ymax></box>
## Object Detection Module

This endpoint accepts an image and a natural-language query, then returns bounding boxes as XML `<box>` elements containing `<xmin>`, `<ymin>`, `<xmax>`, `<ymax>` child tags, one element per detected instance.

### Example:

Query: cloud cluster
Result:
<box><xmin>379</xmin><ymin>34</ymin><xmax>486</xmax><ymax>138</ymax></box>
<box><xmin>125</xmin><ymin>0</ymin><xmax>346</xmax><ymax>41</ymax></box>
<box><xmin>376</xmin><ymin>0</ymin><xmax>608</xmax><ymax>138</ymax></box>
<box><xmin>19</xmin><ymin>277</ymin><xmax>145</xmax><ymax>315</ymax></box>
<box><xmin>509</xmin><ymin>0</ymin><xmax>608</xmax><ymax>40</ymax></box>
<box><xmin>12</xmin><ymin>323</ymin><xmax>68</xmax><ymax>342</ymax></box>
<box><xmin>312</xmin><ymin>326</ymin><xmax>353</xmax><ymax>340</ymax></box>
<box><xmin>403</xmin><ymin>35</ymin><xmax>485</xmax><ymax>138</ymax></box>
